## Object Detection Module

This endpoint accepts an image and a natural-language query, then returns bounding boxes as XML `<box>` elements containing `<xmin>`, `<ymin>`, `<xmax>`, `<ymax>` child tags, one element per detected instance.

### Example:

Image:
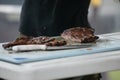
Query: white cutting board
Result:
<box><xmin>0</xmin><ymin>36</ymin><xmax>120</xmax><ymax>64</ymax></box>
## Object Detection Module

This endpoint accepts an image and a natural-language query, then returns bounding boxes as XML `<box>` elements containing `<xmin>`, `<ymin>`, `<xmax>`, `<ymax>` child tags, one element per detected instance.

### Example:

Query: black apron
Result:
<box><xmin>19</xmin><ymin>0</ymin><xmax>90</xmax><ymax>37</ymax></box>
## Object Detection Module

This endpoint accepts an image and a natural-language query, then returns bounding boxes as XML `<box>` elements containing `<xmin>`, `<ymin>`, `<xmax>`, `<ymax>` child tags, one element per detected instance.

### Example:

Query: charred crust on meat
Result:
<box><xmin>61</xmin><ymin>27</ymin><xmax>99</xmax><ymax>43</ymax></box>
<box><xmin>2</xmin><ymin>36</ymin><xmax>67</xmax><ymax>49</ymax></box>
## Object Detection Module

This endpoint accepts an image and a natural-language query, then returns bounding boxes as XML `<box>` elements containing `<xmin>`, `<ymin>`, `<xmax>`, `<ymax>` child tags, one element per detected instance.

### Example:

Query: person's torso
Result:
<box><xmin>20</xmin><ymin>0</ymin><xmax>90</xmax><ymax>37</ymax></box>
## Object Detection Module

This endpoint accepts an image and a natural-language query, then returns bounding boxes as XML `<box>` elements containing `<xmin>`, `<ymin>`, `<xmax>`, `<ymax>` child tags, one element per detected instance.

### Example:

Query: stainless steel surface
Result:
<box><xmin>47</xmin><ymin>44</ymin><xmax>93</xmax><ymax>50</ymax></box>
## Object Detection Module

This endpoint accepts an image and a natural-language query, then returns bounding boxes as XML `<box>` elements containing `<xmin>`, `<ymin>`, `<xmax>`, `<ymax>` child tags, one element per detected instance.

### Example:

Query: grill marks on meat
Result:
<box><xmin>61</xmin><ymin>27</ymin><xmax>99</xmax><ymax>43</ymax></box>
<box><xmin>2</xmin><ymin>36</ymin><xmax>66</xmax><ymax>49</ymax></box>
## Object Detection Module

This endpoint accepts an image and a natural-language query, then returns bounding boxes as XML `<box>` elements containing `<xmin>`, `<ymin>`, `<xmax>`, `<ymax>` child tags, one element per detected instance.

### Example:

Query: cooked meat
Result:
<box><xmin>2</xmin><ymin>36</ymin><xmax>30</xmax><ymax>49</ymax></box>
<box><xmin>3</xmin><ymin>27</ymin><xmax>98</xmax><ymax>49</ymax></box>
<box><xmin>26</xmin><ymin>36</ymin><xmax>66</xmax><ymax>46</ymax></box>
<box><xmin>2</xmin><ymin>36</ymin><xmax>66</xmax><ymax>49</ymax></box>
<box><xmin>26</xmin><ymin>36</ymin><xmax>55</xmax><ymax>44</ymax></box>
<box><xmin>61</xmin><ymin>27</ymin><xmax>99</xmax><ymax>43</ymax></box>
<box><xmin>45</xmin><ymin>40</ymin><xmax>66</xmax><ymax>46</ymax></box>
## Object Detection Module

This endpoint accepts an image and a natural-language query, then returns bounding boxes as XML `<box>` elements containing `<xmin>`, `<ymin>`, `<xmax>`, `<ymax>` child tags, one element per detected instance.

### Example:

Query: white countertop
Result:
<box><xmin>0</xmin><ymin>32</ymin><xmax>120</xmax><ymax>80</ymax></box>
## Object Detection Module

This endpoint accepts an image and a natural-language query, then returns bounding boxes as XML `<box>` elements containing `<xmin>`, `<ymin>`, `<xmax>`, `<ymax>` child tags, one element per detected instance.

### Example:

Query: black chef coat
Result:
<box><xmin>19</xmin><ymin>0</ymin><xmax>91</xmax><ymax>37</ymax></box>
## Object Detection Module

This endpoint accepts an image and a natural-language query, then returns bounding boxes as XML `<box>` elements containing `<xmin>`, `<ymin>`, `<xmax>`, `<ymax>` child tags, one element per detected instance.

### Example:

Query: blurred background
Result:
<box><xmin>0</xmin><ymin>0</ymin><xmax>23</xmax><ymax>42</ymax></box>
<box><xmin>0</xmin><ymin>0</ymin><xmax>120</xmax><ymax>80</ymax></box>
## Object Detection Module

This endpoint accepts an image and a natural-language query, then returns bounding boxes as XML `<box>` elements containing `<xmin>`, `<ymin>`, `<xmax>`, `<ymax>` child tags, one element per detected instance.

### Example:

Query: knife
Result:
<box><xmin>12</xmin><ymin>44</ymin><xmax>93</xmax><ymax>52</ymax></box>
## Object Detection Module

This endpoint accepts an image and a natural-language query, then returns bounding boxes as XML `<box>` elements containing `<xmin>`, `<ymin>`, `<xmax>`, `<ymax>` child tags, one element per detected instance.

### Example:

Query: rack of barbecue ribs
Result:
<box><xmin>2</xmin><ymin>36</ymin><xmax>67</xmax><ymax>49</ymax></box>
<box><xmin>2</xmin><ymin>27</ymin><xmax>99</xmax><ymax>49</ymax></box>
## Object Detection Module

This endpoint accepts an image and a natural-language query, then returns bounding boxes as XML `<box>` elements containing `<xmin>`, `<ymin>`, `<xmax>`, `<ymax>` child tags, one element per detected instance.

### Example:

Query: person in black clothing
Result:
<box><xmin>19</xmin><ymin>0</ymin><xmax>101</xmax><ymax>80</ymax></box>
<box><xmin>0</xmin><ymin>78</ymin><xmax>4</xmax><ymax>80</ymax></box>
<box><xmin>20</xmin><ymin>0</ymin><xmax>91</xmax><ymax>37</ymax></box>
